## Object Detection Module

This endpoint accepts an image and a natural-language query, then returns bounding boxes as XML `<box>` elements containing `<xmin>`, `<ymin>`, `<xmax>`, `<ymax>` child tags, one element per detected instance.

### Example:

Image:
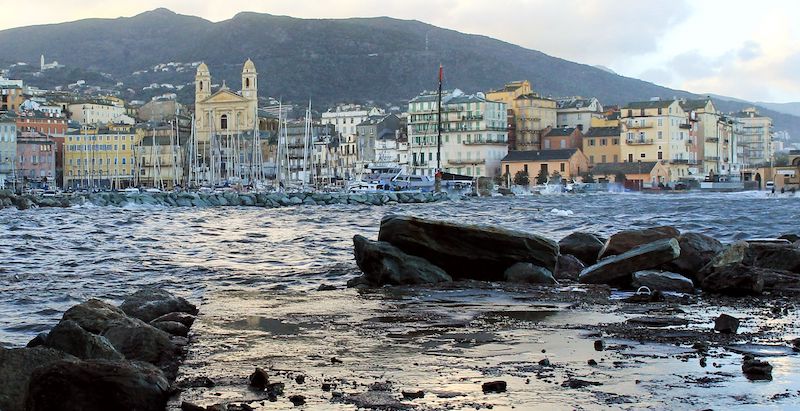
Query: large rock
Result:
<box><xmin>61</xmin><ymin>299</ymin><xmax>130</xmax><ymax>334</ymax></box>
<box><xmin>555</xmin><ymin>254</ymin><xmax>585</xmax><ymax>281</ymax></box>
<box><xmin>504</xmin><ymin>262</ymin><xmax>558</xmax><ymax>284</ymax></box>
<box><xmin>662</xmin><ymin>233</ymin><xmax>723</xmax><ymax>278</ymax></box>
<box><xmin>700</xmin><ymin>263</ymin><xmax>765</xmax><ymax>296</ymax></box>
<box><xmin>558</xmin><ymin>232</ymin><xmax>605</xmax><ymax>265</ymax></box>
<box><xmin>579</xmin><ymin>238</ymin><xmax>681</xmax><ymax>285</ymax></box>
<box><xmin>44</xmin><ymin>320</ymin><xmax>123</xmax><ymax>360</ymax></box>
<box><xmin>746</xmin><ymin>242</ymin><xmax>800</xmax><ymax>273</ymax></box>
<box><xmin>378</xmin><ymin>215</ymin><xmax>558</xmax><ymax>281</ymax></box>
<box><xmin>101</xmin><ymin>317</ymin><xmax>180</xmax><ymax>375</ymax></box>
<box><xmin>351</xmin><ymin>235</ymin><xmax>452</xmax><ymax>286</ymax></box>
<box><xmin>26</xmin><ymin>359</ymin><xmax>170</xmax><ymax>411</ymax></box>
<box><xmin>119</xmin><ymin>288</ymin><xmax>198</xmax><ymax>323</ymax></box>
<box><xmin>0</xmin><ymin>347</ymin><xmax>76</xmax><ymax>411</ymax></box>
<box><xmin>631</xmin><ymin>270</ymin><xmax>694</xmax><ymax>293</ymax></box>
<box><xmin>598</xmin><ymin>226</ymin><xmax>679</xmax><ymax>260</ymax></box>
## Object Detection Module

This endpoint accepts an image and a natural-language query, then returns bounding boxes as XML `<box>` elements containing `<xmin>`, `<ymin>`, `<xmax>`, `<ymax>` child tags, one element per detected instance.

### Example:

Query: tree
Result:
<box><xmin>581</xmin><ymin>172</ymin><xmax>595</xmax><ymax>183</ymax></box>
<box><xmin>514</xmin><ymin>170</ymin><xmax>530</xmax><ymax>186</ymax></box>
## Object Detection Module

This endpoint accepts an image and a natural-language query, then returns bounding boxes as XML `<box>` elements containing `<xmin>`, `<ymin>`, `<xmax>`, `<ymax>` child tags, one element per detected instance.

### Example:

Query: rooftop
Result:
<box><xmin>544</xmin><ymin>127</ymin><xmax>577</xmax><ymax>137</ymax></box>
<box><xmin>584</xmin><ymin>126</ymin><xmax>620</xmax><ymax>137</ymax></box>
<box><xmin>502</xmin><ymin>148</ymin><xmax>578</xmax><ymax>162</ymax></box>
<box><xmin>622</xmin><ymin>100</ymin><xmax>676</xmax><ymax>110</ymax></box>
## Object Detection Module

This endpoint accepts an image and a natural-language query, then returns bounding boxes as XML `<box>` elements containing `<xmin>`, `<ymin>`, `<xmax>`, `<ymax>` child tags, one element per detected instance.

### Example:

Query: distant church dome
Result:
<box><xmin>196</xmin><ymin>62</ymin><xmax>209</xmax><ymax>75</ymax></box>
<box><xmin>242</xmin><ymin>59</ymin><xmax>256</xmax><ymax>73</ymax></box>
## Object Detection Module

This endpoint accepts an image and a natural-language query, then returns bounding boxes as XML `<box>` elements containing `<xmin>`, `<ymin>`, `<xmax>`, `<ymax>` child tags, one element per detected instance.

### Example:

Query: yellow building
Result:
<box><xmin>583</xmin><ymin>126</ymin><xmax>621</xmax><ymax>165</ymax></box>
<box><xmin>134</xmin><ymin>119</ymin><xmax>192</xmax><ymax>190</ymax></box>
<box><xmin>620</xmin><ymin>100</ymin><xmax>693</xmax><ymax>182</ymax></box>
<box><xmin>64</xmin><ymin>124</ymin><xmax>140</xmax><ymax>189</ymax></box>
<box><xmin>500</xmin><ymin>148</ymin><xmax>589</xmax><ymax>182</ymax></box>
<box><xmin>486</xmin><ymin>80</ymin><xmax>556</xmax><ymax>150</ymax></box>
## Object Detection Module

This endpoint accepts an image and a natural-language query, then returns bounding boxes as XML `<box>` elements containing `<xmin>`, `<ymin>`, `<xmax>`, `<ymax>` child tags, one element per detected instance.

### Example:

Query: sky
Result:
<box><xmin>1</xmin><ymin>0</ymin><xmax>798</xmax><ymax>103</ymax></box>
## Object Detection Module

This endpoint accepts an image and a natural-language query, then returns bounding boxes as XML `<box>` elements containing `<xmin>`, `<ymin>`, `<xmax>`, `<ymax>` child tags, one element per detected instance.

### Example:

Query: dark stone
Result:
<box><xmin>351</xmin><ymin>234</ymin><xmax>452</xmax><ymax>286</ymax></box>
<box><xmin>100</xmin><ymin>317</ymin><xmax>180</xmax><ymax>378</ymax></box>
<box><xmin>44</xmin><ymin>320</ymin><xmax>123</xmax><ymax>360</ymax></box>
<box><xmin>504</xmin><ymin>262</ymin><xmax>558</xmax><ymax>284</ymax></box>
<box><xmin>627</xmin><ymin>316</ymin><xmax>690</xmax><ymax>327</ymax></box>
<box><xmin>151</xmin><ymin>320</ymin><xmax>190</xmax><ymax>337</ymax></box>
<box><xmin>295</xmin><ymin>374</ymin><xmax>305</xmax><ymax>384</ymax></box>
<box><xmin>181</xmin><ymin>401</ymin><xmax>206</xmax><ymax>411</ymax></box>
<box><xmin>598</xmin><ymin>226</ymin><xmax>680</xmax><ymax>259</ymax></box>
<box><xmin>0</xmin><ymin>347</ymin><xmax>77</xmax><ymax>411</ymax></box>
<box><xmin>378</xmin><ymin>215</ymin><xmax>559</xmax><ymax>281</ymax></box>
<box><xmin>742</xmin><ymin>357</ymin><xmax>773</xmax><ymax>380</ymax></box>
<box><xmin>538</xmin><ymin>358</ymin><xmax>550</xmax><ymax>366</ymax></box>
<box><xmin>631</xmin><ymin>270</ymin><xmax>694</xmax><ymax>293</ymax></box>
<box><xmin>266</xmin><ymin>382</ymin><xmax>285</xmax><ymax>399</ymax></box>
<box><xmin>555</xmin><ymin>254</ymin><xmax>584</xmax><ymax>281</ymax></box>
<box><xmin>317</xmin><ymin>284</ymin><xmax>337</xmax><ymax>291</ymax></box>
<box><xmin>119</xmin><ymin>288</ymin><xmax>198</xmax><ymax>323</ymax></box>
<box><xmin>481</xmin><ymin>380</ymin><xmax>507</xmax><ymax>393</ymax></box>
<box><xmin>588</xmin><ymin>359</ymin><xmax>598</xmax><ymax>366</ymax></box>
<box><xmin>26</xmin><ymin>359</ymin><xmax>170</xmax><ymax>411</ymax></box>
<box><xmin>579</xmin><ymin>238</ymin><xmax>681</xmax><ymax>285</ymax></box>
<box><xmin>662</xmin><ymin>233</ymin><xmax>724</xmax><ymax>278</ymax></box>
<box><xmin>288</xmin><ymin>395</ymin><xmax>306</xmax><ymax>406</ymax></box>
<box><xmin>249</xmin><ymin>367</ymin><xmax>269</xmax><ymax>390</ymax></box>
<box><xmin>558</xmin><ymin>232</ymin><xmax>605</xmax><ymax>265</ymax></box>
<box><xmin>26</xmin><ymin>332</ymin><xmax>48</xmax><ymax>348</ymax></box>
<box><xmin>402</xmin><ymin>390</ymin><xmax>425</xmax><ymax>399</ymax></box>
<box><xmin>594</xmin><ymin>340</ymin><xmax>605</xmax><ymax>351</ymax></box>
<box><xmin>700</xmin><ymin>263</ymin><xmax>765</xmax><ymax>296</ymax></box>
<box><xmin>623</xmin><ymin>290</ymin><xmax>664</xmax><ymax>303</ymax></box>
<box><xmin>714</xmin><ymin>314</ymin><xmax>740</xmax><ymax>334</ymax></box>
<box><xmin>341</xmin><ymin>391</ymin><xmax>407</xmax><ymax>409</ymax></box>
<box><xmin>561</xmin><ymin>378</ymin><xmax>603</xmax><ymax>389</ymax></box>
<box><xmin>150</xmin><ymin>312</ymin><xmax>196</xmax><ymax>328</ymax></box>
<box><xmin>778</xmin><ymin>233</ymin><xmax>800</xmax><ymax>243</ymax></box>
<box><xmin>747</xmin><ymin>242</ymin><xmax>800</xmax><ymax>273</ymax></box>
<box><xmin>61</xmin><ymin>299</ymin><xmax>129</xmax><ymax>334</ymax></box>
<box><xmin>322</xmin><ymin>382</ymin><xmax>332</xmax><ymax>391</ymax></box>
<box><xmin>331</xmin><ymin>357</ymin><xmax>343</xmax><ymax>364</ymax></box>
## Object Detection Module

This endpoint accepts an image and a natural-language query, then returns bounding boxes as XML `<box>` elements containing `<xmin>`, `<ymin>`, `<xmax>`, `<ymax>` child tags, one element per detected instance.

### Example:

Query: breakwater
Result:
<box><xmin>0</xmin><ymin>190</ymin><xmax>453</xmax><ymax>210</ymax></box>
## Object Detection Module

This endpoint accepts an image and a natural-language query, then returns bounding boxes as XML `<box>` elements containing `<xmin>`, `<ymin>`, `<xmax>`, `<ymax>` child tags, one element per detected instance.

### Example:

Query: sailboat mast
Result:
<box><xmin>435</xmin><ymin>63</ymin><xmax>443</xmax><ymax>193</ymax></box>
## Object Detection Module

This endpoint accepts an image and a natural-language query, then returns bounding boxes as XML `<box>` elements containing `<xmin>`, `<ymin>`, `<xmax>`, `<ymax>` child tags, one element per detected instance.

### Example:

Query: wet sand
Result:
<box><xmin>170</xmin><ymin>282</ymin><xmax>800</xmax><ymax>410</ymax></box>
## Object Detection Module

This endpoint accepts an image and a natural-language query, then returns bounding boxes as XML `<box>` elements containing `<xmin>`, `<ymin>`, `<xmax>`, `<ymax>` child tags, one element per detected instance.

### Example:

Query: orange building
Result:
<box><xmin>501</xmin><ymin>148</ymin><xmax>589</xmax><ymax>181</ymax></box>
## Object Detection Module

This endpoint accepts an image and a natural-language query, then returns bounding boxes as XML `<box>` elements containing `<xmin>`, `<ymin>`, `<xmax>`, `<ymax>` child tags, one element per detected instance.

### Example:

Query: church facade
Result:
<box><xmin>194</xmin><ymin>59</ymin><xmax>259</xmax><ymax>143</ymax></box>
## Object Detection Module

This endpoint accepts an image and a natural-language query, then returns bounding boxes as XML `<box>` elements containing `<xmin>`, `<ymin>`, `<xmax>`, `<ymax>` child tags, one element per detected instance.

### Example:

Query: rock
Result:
<box><xmin>317</xmin><ymin>284</ymin><xmax>337</xmax><ymax>291</ymax></box>
<box><xmin>26</xmin><ymin>359</ymin><xmax>170</xmax><ymax>411</ymax></box>
<box><xmin>538</xmin><ymin>358</ymin><xmax>550</xmax><ymax>366</ymax></box>
<box><xmin>700</xmin><ymin>263</ymin><xmax>764</xmax><ymax>296</ymax></box>
<box><xmin>266</xmin><ymin>382</ymin><xmax>285</xmax><ymax>400</ymax></box>
<box><xmin>44</xmin><ymin>320</ymin><xmax>124</xmax><ymax>360</ymax></box>
<box><xmin>714</xmin><ymin>314</ymin><xmax>740</xmax><ymax>334</ymax></box>
<box><xmin>481</xmin><ymin>380</ymin><xmax>507</xmax><ymax>393</ymax></box>
<box><xmin>26</xmin><ymin>332</ymin><xmax>48</xmax><ymax>348</ymax></box>
<box><xmin>322</xmin><ymin>382</ymin><xmax>332</xmax><ymax>391</ymax></box>
<box><xmin>631</xmin><ymin>270</ymin><xmax>694</xmax><ymax>293</ymax></box>
<box><xmin>180</xmin><ymin>402</ymin><xmax>206</xmax><ymax>411</ymax></box>
<box><xmin>587</xmin><ymin>359</ymin><xmax>598</xmax><ymax>366</ymax></box>
<box><xmin>351</xmin><ymin>234</ymin><xmax>452</xmax><ymax>286</ymax></box>
<box><xmin>378</xmin><ymin>215</ymin><xmax>559</xmax><ymax>281</ymax></box>
<box><xmin>330</xmin><ymin>357</ymin><xmax>343</xmax><ymax>364</ymax></box>
<box><xmin>778</xmin><ymin>233</ymin><xmax>800</xmax><ymax>243</ymax></box>
<box><xmin>504</xmin><ymin>262</ymin><xmax>558</xmax><ymax>284</ymax></box>
<box><xmin>561</xmin><ymin>378</ymin><xmax>603</xmax><ymax>389</ymax></box>
<box><xmin>119</xmin><ymin>288</ymin><xmax>198</xmax><ymax>323</ymax></box>
<box><xmin>150</xmin><ymin>312</ymin><xmax>196</xmax><ymax>328</ymax></box>
<box><xmin>594</xmin><ymin>340</ymin><xmax>605</xmax><ymax>351</ymax></box>
<box><xmin>294</xmin><ymin>374</ymin><xmax>306</xmax><ymax>384</ymax></box>
<box><xmin>579</xmin><ymin>238</ymin><xmax>681</xmax><ymax>285</ymax></box>
<box><xmin>341</xmin><ymin>391</ymin><xmax>408</xmax><ymax>409</ymax></box>
<box><xmin>0</xmin><ymin>347</ymin><xmax>76</xmax><ymax>411</ymax></box>
<box><xmin>742</xmin><ymin>357</ymin><xmax>772</xmax><ymax>380</ymax></box>
<box><xmin>555</xmin><ymin>254</ymin><xmax>584</xmax><ymax>281</ymax></box>
<box><xmin>662</xmin><ymin>233</ymin><xmax>723</xmax><ymax>278</ymax></box>
<box><xmin>402</xmin><ymin>390</ymin><xmax>425</xmax><ymax>399</ymax></box>
<box><xmin>62</xmin><ymin>299</ymin><xmax>129</xmax><ymax>334</ymax></box>
<box><xmin>288</xmin><ymin>395</ymin><xmax>306</xmax><ymax>406</ymax></box>
<box><xmin>627</xmin><ymin>316</ymin><xmax>689</xmax><ymax>327</ymax></box>
<box><xmin>249</xmin><ymin>367</ymin><xmax>269</xmax><ymax>390</ymax></box>
<box><xmin>598</xmin><ymin>226</ymin><xmax>679</xmax><ymax>259</ymax></box>
<box><xmin>558</xmin><ymin>232</ymin><xmax>605</xmax><ymax>265</ymax></box>
<box><xmin>100</xmin><ymin>317</ymin><xmax>180</xmax><ymax>377</ymax></box>
<box><xmin>151</xmin><ymin>320</ymin><xmax>190</xmax><ymax>337</ymax></box>
<box><xmin>746</xmin><ymin>242</ymin><xmax>800</xmax><ymax>273</ymax></box>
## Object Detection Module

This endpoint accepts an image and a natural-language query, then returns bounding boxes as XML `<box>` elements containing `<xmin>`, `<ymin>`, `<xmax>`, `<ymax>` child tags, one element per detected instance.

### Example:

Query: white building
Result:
<box><xmin>0</xmin><ymin>115</ymin><xmax>17</xmax><ymax>188</ymax></box>
<box><xmin>68</xmin><ymin>101</ymin><xmax>134</xmax><ymax>125</ymax></box>
<box><xmin>733</xmin><ymin>108</ymin><xmax>773</xmax><ymax>167</ymax></box>
<box><xmin>408</xmin><ymin>89</ymin><xmax>508</xmax><ymax>178</ymax></box>
<box><xmin>321</xmin><ymin>104</ymin><xmax>384</xmax><ymax>138</ymax></box>
<box><xmin>556</xmin><ymin>97</ymin><xmax>603</xmax><ymax>130</ymax></box>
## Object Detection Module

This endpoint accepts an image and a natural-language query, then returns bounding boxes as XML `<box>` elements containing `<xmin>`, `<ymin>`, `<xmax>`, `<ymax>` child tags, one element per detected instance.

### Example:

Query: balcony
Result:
<box><xmin>463</xmin><ymin>140</ymin><xmax>508</xmax><ymax>145</ymax></box>
<box><xmin>670</xmin><ymin>159</ymin><xmax>697</xmax><ymax>165</ymax></box>
<box><xmin>462</xmin><ymin>114</ymin><xmax>484</xmax><ymax>121</ymax></box>
<box><xmin>705</xmin><ymin>156</ymin><xmax>720</xmax><ymax>161</ymax></box>
<box><xmin>705</xmin><ymin>137</ymin><xmax>719</xmax><ymax>143</ymax></box>
<box><xmin>626</xmin><ymin>138</ymin><xmax>654</xmax><ymax>145</ymax></box>
<box><xmin>448</xmin><ymin>158</ymin><xmax>486</xmax><ymax>165</ymax></box>
<box><xmin>679</xmin><ymin>123</ymin><xmax>692</xmax><ymax>130</ymax></box>
<box><xmin>625</xmin><ymin>120</ymin><xmax>652</xmax><ymax>129</ymax></box>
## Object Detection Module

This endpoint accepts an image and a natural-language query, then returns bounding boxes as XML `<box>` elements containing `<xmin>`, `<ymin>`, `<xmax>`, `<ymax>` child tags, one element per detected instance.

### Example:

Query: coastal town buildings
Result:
<box><xmin>63</xmin><ymin>124</ymin><xmax>139</xmax><ymax>189</ymax></box>
<box><xmin>542</xmin><ymin>126</ymin><xmax>583</xmax><ymax>150</ymax></box>
<box><xmin>408</xmin><ymin>89</ymin><xmax>508</xmax><ymax>178</ymax></box>
<box><xmin>135</xmin><ymin>119</ymin><xmax>191</xmax><ymax>190</ymax></box>
<box><xmin>16</xmin><ymin>131</ymin><xmax>56</xmax><ymax>188</ymax></box>
<box><xmin>590</xmin><ymin>161</ymin><xmax>670</xmax><ymax>189</ymax></box>
<box><xmin>1</xmin><ymin>84</ymin><xmax>24</xmax><ymax>113</ymax></box>
<box><xmin>734</xmin><ymin>107</ymin><xmax>773</xmax><ymax>168</ymax></box>
<box><xmin>582</xmin><ymin>126</ymin><xmax>621</xmax><ymax>165</ymax></box>
<box><xmin>556</xmin><ymin>97</ymin><xmax>602</xmax><ymax>129</ymax></box>
<box><xmin>0</xmin><ymin>115</ymin><xmax>17</xmax><ymax>188</ymax></box>
<box><xmin>680</xmin><ymin>99</ymin><xmax>741</xmax><ymax>181</ymax></box>
<box><xmin>500</xmin><ymin>148</ymin><xmax>589</xmax><ymax>182</ymax></box>
<box><xmin>67</xmin><ymin>100</ymin><xmax>133</xmax><ymax>125</ymax></box>
<box><xmin>486</xmin><ymin>80</ymin><xmax>557</xmax><ymax>151</ymax></box>
<box><xmin>619</xmin><ymin>99</ymin><xmax>694</xmax><ymax>182</ymax></box>
<box><xmin>321</xmin><ymin>104</ymin><xmax>384</xmax><ymax>140</ymax></box>
<box><xmin>356</xmin><ymin>114</ymin><xmax>401</xmax><ymax>165</ymax></box>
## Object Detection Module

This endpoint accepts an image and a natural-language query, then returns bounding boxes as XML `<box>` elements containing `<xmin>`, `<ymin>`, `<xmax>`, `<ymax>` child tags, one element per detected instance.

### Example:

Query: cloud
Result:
<box><xmin>738</xmin><ymin>41</ymin><xmax>762</xmax><ymax>61</ymax></box>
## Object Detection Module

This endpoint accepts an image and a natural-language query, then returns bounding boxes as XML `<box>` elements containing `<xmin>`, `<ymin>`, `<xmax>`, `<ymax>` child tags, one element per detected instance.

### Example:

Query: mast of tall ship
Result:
<box><xmin>435</xmin><ymin>63</ymin><xmax>443</xmax><ymax>193</ymax></box>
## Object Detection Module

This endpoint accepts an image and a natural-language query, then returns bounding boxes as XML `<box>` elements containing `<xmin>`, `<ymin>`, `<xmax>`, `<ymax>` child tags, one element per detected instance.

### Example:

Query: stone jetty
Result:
<box><xmin>0</xmin><ymin>289</ymin><xmax>198</xmax><ymax>411</ymax></box>
<box><xmin>0</xmin><ymin>189</ymin><xmax>453</xmax><ymax>210</ymax></box>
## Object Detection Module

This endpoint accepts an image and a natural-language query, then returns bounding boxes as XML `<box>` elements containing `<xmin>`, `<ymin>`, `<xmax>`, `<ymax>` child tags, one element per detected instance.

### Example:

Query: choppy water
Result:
<box><xmin>0</xmin><ymin>191</ymin><xmax>798</xmax><ymax>347</ymax></box>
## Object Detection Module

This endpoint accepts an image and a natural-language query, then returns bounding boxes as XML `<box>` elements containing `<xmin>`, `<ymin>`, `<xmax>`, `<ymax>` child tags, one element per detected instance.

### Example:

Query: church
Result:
<box><xmin>194</xmin><ymin>59</ymin><xmax>259</xmax><ymax>143</ymax></box>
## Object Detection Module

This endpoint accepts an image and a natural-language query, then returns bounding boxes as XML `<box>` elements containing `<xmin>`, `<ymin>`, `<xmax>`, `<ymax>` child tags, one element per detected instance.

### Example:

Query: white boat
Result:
<box><xmin>120</xmin><ymin>187</ymin><xmax>140</xmax><ymax>195</ymax></box>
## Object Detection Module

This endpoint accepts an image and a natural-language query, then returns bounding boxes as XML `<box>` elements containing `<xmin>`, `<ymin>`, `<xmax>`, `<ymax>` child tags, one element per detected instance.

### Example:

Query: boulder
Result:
<box><xmin>598</xmin><ymin>226</ymin><xmax>679</xmax><ymax>260</ymax></box>
<box><xmin>101</xmin><ymin>317</ymin><xmax>180</xmax><ymax>377</ymax></box>
<box><xmin>61</xmin><ymin>299</ymin><xmax>130</xmax><ymax>334</ymax></box>
<box><xmin>631</xmin><ymin>270</ymin><xmax>694</xmax><ymax>293</ymax></box>
<box><xmin>579</xmin><ymin>238</ymin><xmax>681</xmax><ymax>285</ymax></box>
<box><xmin>119</xmin><ymin>288</ymin><xmax>198</xmax><ymax>323</ymax></box>
<box><xmin>741</xmin><ymin>357</ymin><xmax>772</xmax><ymax>381</ymax></box>
<box><xmin>151</xmin><ymin>320</ymin><xmax>189</xmax><ymax>337</ymax></box>
<box><xmin>150</xmin><ymin>311</ymin><xmax>196</xmax><ymax>328</ymax></box>
<box><xmin>378</xmin><ymin>215</ymin><xmax>558</xmax><ymax>281</ymax></box>
<box><xmin>0</xmin><ymin>347</ymin><xmax>76</xmax><ymax>411</ymax></box>
<box><xmin>26</xmin><ymin>359</ymin><xmax>170</xmax><ymax>411</ymax></box>
<box><xmin>504</xmin><ymin>262</ymin><xmax>558</xmax><ymax>284</ymax></box>
<box><xmin>700</xmin><ymin>263</ymin><xmax>764</xmax><ymax>296</ymax></box>
<box><xmin>746</xmin><ymin>242</ymin><xmax>800</xmax><ymax>273</ymax></box>
<box><xmin>714</xmin><ymin>314</ymin><xmax>740</xmax><ymax>334</ymax></box>
<box><xmin>482</xmin><ymin>380</ymin><xmax>507</xmax><ymax>393</ymax></box>
<box><xmin>555</xmin><ymin>254</ymin><xmax>585</xmax><ymax>281</ymax></box>
<box><xmin>558</xmin><ymin>232</ymin><xmax>605</xmax><ymax>265</ymax></box>
<box><xmin>778</xmin><ymin>233</ymin><xmax>800</xmax><ymax>243</ymax></box>
<box><xmin>351</xmin><ymin>235</ymin><xmax>452</xmax><ymax>286</ymax></box>
<box><xmin>662</xmin><ymin>233</ymin><xmax>723</xmax><ymax>278</ymax></box>
<box><xmin>44</xmin><ymin>320</ymin><xmax>123</xmax><ymax>360</ymax></box>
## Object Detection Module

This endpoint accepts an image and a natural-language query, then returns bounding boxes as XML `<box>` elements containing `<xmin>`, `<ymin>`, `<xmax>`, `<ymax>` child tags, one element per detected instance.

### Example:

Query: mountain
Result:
<box><xmin>0</xmin><ymin>8</ymin><xmax>798</xmax><ymax>136</ymax></box>
<box><xmin>755</xmin><ymin>101</ymin><xmax>800</xmax><ymax>118</ymax></box>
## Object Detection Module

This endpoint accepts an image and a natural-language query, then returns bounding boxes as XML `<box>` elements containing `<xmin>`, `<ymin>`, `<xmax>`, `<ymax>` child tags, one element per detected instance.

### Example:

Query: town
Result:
<box><xmin>1</xmin><ymin>57</ymin><xmax>798</xmax><ymax>195</ymax></box>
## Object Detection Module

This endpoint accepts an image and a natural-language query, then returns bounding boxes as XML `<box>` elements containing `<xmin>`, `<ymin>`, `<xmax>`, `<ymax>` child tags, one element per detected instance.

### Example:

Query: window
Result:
<box><xmin>628</xmin><ymin>154</ymin><xmax>634</xmax><ymax>162</ymax></box>
<box><xmin>589</xmin><ymin>155</ymin><xmax>594</xmax><ymax>163</ymax></box>
<box><xmin>657</xmin><ymin>151</ymin><xmax>663</xmax><ymax>160</ymax></box>
<box><xmin>658</xmin><ymin>118</ymin><xmax>663</xmax><ymax>127</ymax></box>
<box><xmin>640</xmin><ymin>153</ymin><xmax>646</xmax><ymax>158</ymax></box>
<box><xmin>221</xmin><ymin>114</ymin><xmax>228</xmax><ymax>130</ymax></box>
<box><xmin>658</xmin><ymin>131</ymin><xmax>663</xmax><ymax>139</ymax></box>
<box><xmin>560</xmin><ymin>163</ymin><xmax>565</xmax><ymax>172</ymax></box>
<box><xmin>601</xmin><ymin>155</ymin><xmax>606</xmax><ymax>163</ymax></box>
<box><xmin>600</xmin><ymin>139</ymin><xmax>607</xmax><ymax>146</ymax></box>
<box><xmin>613</xmin><ymin>138</ymin><xmax>619</xmax><ymax>145</ymax></box>
<box><xmin>246</xmin><ymin>78</ymin><xmax>250</xmax><ymax>87</ymax></box>
<box><xmin>560</xmin><ymin>140</ymin><xmax>566</xmax><ymax>148</ymax></box>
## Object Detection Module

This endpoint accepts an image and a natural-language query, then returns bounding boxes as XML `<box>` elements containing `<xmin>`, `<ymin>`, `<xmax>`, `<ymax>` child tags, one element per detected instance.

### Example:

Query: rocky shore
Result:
<box><xmin>0</xmin><ymin>190</ymin><xmax>453</xmax><ymax>210</ymax></box>
<box><xmin>0</xmin><ymin>289</ymin><xmax>198</xmax><ymax>411</ymax></box>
